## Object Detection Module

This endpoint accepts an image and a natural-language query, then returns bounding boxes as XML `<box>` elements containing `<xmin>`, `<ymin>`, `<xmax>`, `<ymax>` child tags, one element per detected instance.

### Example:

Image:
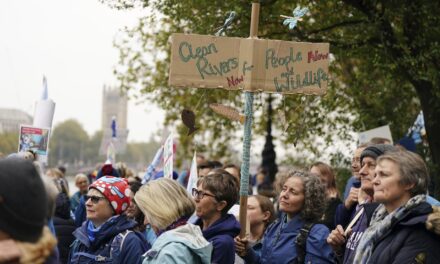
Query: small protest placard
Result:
<box><xmin>18</xmin><ymin>125</ymin><xmax>51</xmax><ymax>163</ymax></box>
<box><xmin>358</xmin><ymin>125</ymin><xmax>393</xmax><ymax>144</ymax></box>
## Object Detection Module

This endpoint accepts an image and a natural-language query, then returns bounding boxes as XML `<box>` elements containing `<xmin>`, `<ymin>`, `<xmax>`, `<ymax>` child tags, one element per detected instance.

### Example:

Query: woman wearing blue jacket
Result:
<box><xmin>236</xmin><ymin>171</ymin><xmax>335</xmax><ymax>264</ymax></box>
<box><xmin>68</xmin><ymin>176</ymin><xmax>149</xmax><ymax>264</ymax></box>
<box><xmin>193</xmin><ymin>169</ymin><xmax>241</xmax><ymax>264</ymax></box>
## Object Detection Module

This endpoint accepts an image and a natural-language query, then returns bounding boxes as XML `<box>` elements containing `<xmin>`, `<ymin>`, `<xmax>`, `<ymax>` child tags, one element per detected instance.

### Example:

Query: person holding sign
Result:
<box><xmin>235</xmin><ymin>171</ymin><xmax>334</xmax><ymax>264</ymax></box>
<box><xmin>243</xmin><ymin>195</ymin><xmax>276</xmax><ymax>258</ymax></box>
<box><xmin>192</xmin><ymin>170</ymin><xmax>241</xmax><ymax>264</ymax></box>
<box><xmin>326</xmin><ymin>144</ymin><xmax>397</xmax><ymax>263</ymax></box>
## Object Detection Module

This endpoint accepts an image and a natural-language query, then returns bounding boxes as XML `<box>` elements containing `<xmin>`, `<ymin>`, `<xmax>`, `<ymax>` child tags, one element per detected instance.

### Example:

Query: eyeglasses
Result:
<box><xmin>84</xmin><ymin>195</ymin><xmax>106</xmax><ymax>204</ymax></box>
<box><xmin>192</xmin><ymin>188</ymin><xmax>217</xmax><ymax>200</ymax></box>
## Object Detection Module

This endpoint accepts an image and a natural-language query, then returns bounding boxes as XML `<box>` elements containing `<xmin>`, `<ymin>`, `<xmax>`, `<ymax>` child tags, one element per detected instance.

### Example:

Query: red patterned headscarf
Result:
<box><xmin>89</xmin><ymin>176</ymin><xmax>131</xmax><ymax>215</ymax></box>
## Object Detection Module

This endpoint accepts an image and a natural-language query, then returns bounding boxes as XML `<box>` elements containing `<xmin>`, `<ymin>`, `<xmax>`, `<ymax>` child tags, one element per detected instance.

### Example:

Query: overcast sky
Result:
<box><xmin>0</xmin><ymin>0</ymin><xmax>164</xmax><ymax>142</ymax></box>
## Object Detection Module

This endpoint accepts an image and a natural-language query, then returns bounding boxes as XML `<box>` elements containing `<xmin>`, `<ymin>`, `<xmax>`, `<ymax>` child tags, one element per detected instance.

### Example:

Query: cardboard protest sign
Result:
<box><xmin>18</xmin><ymin>125</ymin><xmax>51</xmax><ymax>163</ymax></box>
<box><xmin>163</xmin><ymin>133</ymin><xmax>174</xmax><ymax>179</ymax></box>
<box><xmin>169</xmin><ymin>33</ymin><xmax>329</xmax><ymax>95</ymax></box>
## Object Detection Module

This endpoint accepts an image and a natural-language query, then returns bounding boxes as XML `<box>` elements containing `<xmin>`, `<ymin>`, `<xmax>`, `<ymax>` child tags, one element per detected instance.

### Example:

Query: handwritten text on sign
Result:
<box><xmin>169</xmin><ymin>33</ymin><xmax>329</xmax><ymax>95</ymax></box>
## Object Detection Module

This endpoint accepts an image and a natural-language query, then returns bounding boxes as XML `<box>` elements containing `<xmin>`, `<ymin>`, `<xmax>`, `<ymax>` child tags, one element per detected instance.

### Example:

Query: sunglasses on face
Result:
<box><xmin>84</xmin><ymin>195</ymin><xmax>106</xmax><ymax>204</ymax></box>
<box><xmin>192</xmin><ymin>188</ymin><xmax>217</xmax><ymax>200</ymax></box>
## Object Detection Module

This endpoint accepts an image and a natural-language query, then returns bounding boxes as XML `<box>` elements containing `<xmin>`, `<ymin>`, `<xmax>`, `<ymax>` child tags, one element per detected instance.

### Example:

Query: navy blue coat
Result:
<box><xmin>244</xmin><ymin>214</ymin><xmax>335</xmax><ymax>264</ymax></box>
<box><xmin>54</xmin><ymin>192</ymin><xmax>76</xmax><ymax>264</ymax></box>
<box><xmin>366</xmin><ymin>202</ymin><xmax>440</xmax><ymax>264</ymax></box>
<box><xmin>54</xmin><ymin>216</ymin><xmax>76</xmax><ymax>264</ymax></box>
<box><xmin>196</xmin><ymin>214</ymin><xmax>240</xmax><ymax>264</ymax></box>
<box><xmin>68</xmin><ymin>215</ymin><xmax>149</xmax><ymax>264</ymax></box>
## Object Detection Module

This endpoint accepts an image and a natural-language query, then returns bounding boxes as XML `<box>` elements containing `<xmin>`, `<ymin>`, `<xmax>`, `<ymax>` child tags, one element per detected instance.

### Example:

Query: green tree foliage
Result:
<box><xmin>0</xmin><ymin>132</ymin><xmax>19</xmax><ymax>157</ymax></box>
<box><xmin>49</xmin><ymin>119</ymin><xmax>161</xmax><ymax>172</ymax></box>
<box><xmin>49</xmin><ymin>119</ymin><xmax>90</xmax><ymax>166</ymax></box>
<box><xmin>104</xmin><ymin>0</ymin><xmax>440</xmax><ymax>196</ymax></box>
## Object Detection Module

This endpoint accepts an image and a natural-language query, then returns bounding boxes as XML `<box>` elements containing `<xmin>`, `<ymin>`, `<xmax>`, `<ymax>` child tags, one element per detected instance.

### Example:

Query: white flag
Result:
<box><xmin>186</xmin><ymin>151</ymin><xmax>198</xmax><ymax>194</ymax></box>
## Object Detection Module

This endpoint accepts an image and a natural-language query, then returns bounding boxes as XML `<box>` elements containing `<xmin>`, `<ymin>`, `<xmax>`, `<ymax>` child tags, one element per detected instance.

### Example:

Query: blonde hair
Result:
<box><xmin>74</xmin><ymin>173</ymin><xmax>89</xmax><ymax>184</ymax></box>
<box><xmin>135</xmin><ymin>178</ymin><xmax>195</xmax><ymax>230</ymax></box>
<box><xmin>17</xmin><ymin>226</ymin><xmax>57</xmax><ymax>264</ymax></box>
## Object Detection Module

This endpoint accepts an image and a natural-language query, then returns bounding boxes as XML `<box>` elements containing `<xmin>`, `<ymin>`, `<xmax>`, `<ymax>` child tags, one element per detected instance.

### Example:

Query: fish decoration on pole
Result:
<box><xmin>215</xmin><ymin>11</ymin><xmax>236</xmax><ymax>36</ymax></box>
<box><xmin>209</xmin><ymin>103</ymin><xmax>246</xmax><ymax>124</ymax></box>
<box><xmin>281</xmin><ymin>6</ymin><xmax>309</xmax><ymax>30</ymax></box>
<box><xmin>181</xmin><ymin>109</ymin><xmax>198</xmax><ymax>136</ymax></box>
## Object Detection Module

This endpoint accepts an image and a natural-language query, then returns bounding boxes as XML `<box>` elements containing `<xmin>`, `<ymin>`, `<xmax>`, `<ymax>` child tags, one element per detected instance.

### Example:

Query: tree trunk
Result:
<box><xmin>414</xmin><ymin>80</ymin><xmax>440</xmax><ymax>199</ymax></box>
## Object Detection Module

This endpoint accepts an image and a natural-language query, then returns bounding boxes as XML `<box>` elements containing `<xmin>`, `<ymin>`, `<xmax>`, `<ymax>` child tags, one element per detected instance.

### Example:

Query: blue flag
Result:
<box><xmin>111</xmin><ymin>116</ymin><xmax>117</xmax><ymax>138</ymax></box>
<box><xmin>408</xmin><ymin>111</ymin><xmax>424</xmax><ymax>144</ymax></box>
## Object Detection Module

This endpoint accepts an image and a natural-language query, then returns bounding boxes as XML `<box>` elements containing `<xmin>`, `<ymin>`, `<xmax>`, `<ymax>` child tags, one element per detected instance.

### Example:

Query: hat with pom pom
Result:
<box><xmin>96</xmin><ymin>162</ymin><xmax>120</xmax><ymax>179</ymax></box>
<box><xmin>89</xmin><ymin>176</ymin><xmax>130</xmax><ymax>215</ymax></box>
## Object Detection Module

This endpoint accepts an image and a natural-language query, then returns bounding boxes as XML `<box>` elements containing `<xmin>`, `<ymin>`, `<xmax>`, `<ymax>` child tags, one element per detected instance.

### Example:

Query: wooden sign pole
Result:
<box><xmin>239</xmin><ymin>1</ymin><xmax>259</xmax><ymax>239</ymax></box>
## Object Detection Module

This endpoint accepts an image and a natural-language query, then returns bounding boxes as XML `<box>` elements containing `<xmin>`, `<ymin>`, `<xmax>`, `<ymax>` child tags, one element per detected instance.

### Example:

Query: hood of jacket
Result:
<box><xmin>426</xmin><ymin>205</ymin><xmax>440</xmax><ymax>236</ymax></box>
<box><xmin>73</xmin><ymin>214</ymin><xmax>137</xmax><ymax>250</ymax></box>
<box><xmin>150</xmin><ymin>223</ymin><xmax>212</xmax><ymax>263</ymax></box>
<box><xmin>55</xmin><ymin>192</ymin><xmax>71</xmax><ymax>219</ymax></box>
<box><xmin>197</xmin><ymin>214</ymin><xmax>240</xmax><ymax>241</ymax></box>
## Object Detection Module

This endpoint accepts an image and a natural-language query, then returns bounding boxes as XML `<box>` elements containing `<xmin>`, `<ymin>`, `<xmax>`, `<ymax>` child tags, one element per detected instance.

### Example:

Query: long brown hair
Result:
<box><xmin>252</xmin><ymin>195</ymin><xmax>276</xmax><ymax>226</ymax></box>
<box><xmin>310</xmin><ymin>162</ymin><xmax>338</xmax><ymax>198</ymax></box>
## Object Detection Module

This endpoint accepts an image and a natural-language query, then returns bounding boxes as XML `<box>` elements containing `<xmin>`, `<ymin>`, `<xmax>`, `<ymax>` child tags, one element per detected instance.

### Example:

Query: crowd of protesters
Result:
<box><xmin>0</xmin><ymin>137</ymin><xmax>440</xmax><ymax>264</ymax></box>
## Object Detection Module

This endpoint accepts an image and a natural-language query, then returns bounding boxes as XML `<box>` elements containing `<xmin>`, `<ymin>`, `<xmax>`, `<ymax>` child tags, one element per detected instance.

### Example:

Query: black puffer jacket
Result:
<box><xmin>367</xmin><ymin>203</ymin><xmax>440</xmax><ymax>264</ymax></box>
<box><xmin>54</xmin><ymin>193</ymin><xmax>76</xmax><ymax>264</ymax></box>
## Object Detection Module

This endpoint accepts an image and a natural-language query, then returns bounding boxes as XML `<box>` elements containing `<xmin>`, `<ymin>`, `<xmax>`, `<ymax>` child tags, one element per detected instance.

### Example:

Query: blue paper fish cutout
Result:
<box><xmin>282</xmin><ymin>6</ymin><xmax>309</xmax><ymax>30</ymax></box>
<box><xmin>215</xmin><ymin>11</ymin><xmax>236</xmax><ymax>36</ymax></box>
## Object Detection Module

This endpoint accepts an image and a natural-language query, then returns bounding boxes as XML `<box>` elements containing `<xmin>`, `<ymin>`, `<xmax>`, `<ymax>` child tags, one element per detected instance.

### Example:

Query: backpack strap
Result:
<box><xmin>119</xmin><ymin>230</ymin><xmax>133</xmax><ymax>251</ymax></box>
<box><xmin>294</xmin><ymin>222</ymin><xmax>315</xmax><ymax>264</ymax></box>
<box><xmin>110</xmin><ymin>230</ymin><xmax>133</xmax><ymax>259</ymax></box>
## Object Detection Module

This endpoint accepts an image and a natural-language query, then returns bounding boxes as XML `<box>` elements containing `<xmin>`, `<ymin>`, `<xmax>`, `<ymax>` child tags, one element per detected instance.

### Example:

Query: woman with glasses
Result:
<box><xmin>192</xmin><ymin>170</ymin><xmax>241</xmax><ymax>264</ymax></box>
<box><xmin>135</xmin><ymin>178</ymin><xmax>212</xmax><ymax>263</ymax></box>
<box><xmin>68</xmin><ymin>176</ymin><xmax>149</xmax><ymax>264</ymax></box>
<box><xmin>235</xmin><ymin>171</ymin><xmax>335</xmax><ymax>264</ymax></box>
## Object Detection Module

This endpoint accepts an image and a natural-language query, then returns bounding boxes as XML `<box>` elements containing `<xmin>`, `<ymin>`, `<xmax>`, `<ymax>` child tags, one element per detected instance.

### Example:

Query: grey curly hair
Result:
<box><xmin>281</xmin><ymin>170</ymin><xmax>326</xmax><ymax>222</ymax></box>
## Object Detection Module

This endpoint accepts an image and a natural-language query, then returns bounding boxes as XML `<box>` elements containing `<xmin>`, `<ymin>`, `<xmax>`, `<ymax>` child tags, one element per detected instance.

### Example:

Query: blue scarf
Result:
<box><xmin>87</xmin><ymin>215</ymin><xmax>119</xmax><ymax>242</ymax></box>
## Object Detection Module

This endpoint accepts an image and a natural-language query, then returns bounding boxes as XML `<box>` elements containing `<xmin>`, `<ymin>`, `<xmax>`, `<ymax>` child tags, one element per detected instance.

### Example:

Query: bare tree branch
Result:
<box><xmin>308</xmin><ymin>19</ymin><xmax>368</xmax><ymax>34</ymax></box>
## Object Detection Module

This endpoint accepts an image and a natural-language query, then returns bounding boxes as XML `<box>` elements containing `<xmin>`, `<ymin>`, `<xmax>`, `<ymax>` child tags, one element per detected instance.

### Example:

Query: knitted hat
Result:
<box><xmin>0</xmin><ymin>158</ymin><xmax>48</xmax><ymax>242</ymax></box>
<box><xmin>89</xmin><ymin>176</ymin><xmax>130</xmax><ymax>215</ymax></box>
<box><xmin>398</xmin><ymin>136</ymin><xmax>417</xmax><ymax>152</ymax></box>
<box><xmin>360</xmin><ymin>144</ymin><xmax>398</xmax><ymax>163</ymax></box>
<box><xmin>96</xmin><ymin>163</ymin><xmax>120</xmax><ymax>179</ymax></box>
